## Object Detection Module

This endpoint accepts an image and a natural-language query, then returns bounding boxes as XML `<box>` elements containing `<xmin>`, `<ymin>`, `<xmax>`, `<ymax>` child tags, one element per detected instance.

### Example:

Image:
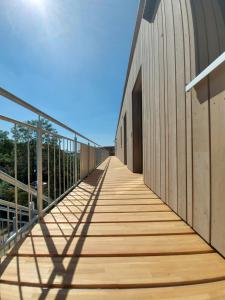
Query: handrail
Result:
<box><xmin>0</xmin><ymin>114</ymin><xmax>75</xmax><ymax>142</ymax></box>
<box><xmin>186</xmin><ymin>51</ymin><xmax>225</xmax><ymax>92</ymax></box>
<box><xmin>0</xmin><ymin>87</ymin><xmax>101</xmax><ymax>146</ymax></box>
<box><xmin>0</xmin><ymin>87</ymin><xmax>109</xmax><ymax>255</ymax></box>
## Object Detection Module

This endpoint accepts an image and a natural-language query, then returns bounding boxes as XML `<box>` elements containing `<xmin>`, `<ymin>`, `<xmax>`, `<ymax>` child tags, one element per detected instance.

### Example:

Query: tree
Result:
<box><xmin>11</xmin><ymin>119</ymin><xmax>58</xmax><ymax>143</ymax></box>
<box><xmin>0</xmin><ymin>130</ymin><xmax>14</xmax><ymax>176</ymax></box>
<box><xmin>0</xmin><ymin>119</ymin><xmax>60</xmax><ymax>204</ymax></box>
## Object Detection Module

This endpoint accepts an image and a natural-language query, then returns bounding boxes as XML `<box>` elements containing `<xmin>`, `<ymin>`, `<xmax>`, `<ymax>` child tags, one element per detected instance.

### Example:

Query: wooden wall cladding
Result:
<box><xmin>210</xmin><ymin>64</ymin><xmax>225</xmax><ymax>256</ymax></box>
<box><xmin>115</xmin><ymin>0</ymin><xmax>225</xmax><ymax>256</ymax></box>
<box><xmin>80</xmin><ymin>143</ymin><xmax>89</xmax><ymax>180</ymax></box>
<box><xmin>80</xmin><ymin>145</ymin><xmax>99</xmax><ymax>178</ymax></box>
<box><xmin>89</xmin><ymin>147</ymin><xmax>96</xmax><ymax>173</ymax></box>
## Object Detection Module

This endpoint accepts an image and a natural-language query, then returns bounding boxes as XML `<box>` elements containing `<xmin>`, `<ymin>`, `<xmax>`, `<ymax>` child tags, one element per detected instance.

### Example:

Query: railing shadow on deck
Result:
<box><xmin>0</xmin><ymin>157</ymin><xmax>111</xmax><ymax>300</ymax></box>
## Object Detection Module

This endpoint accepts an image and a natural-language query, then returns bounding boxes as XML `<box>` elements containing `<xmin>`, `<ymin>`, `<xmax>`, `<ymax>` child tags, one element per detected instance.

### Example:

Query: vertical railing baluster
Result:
<box><xmin>27</xmin><ymin>129</ymin><xmax>31</xmax><ymax>221</ymax></box>
<box><xmin>37</xmin><ymin>117</ymin><xmax>43</xmax><ymax>218</ymax></box>
<box><xmin>14</xmin><ymin>124</ymin><xmax>18</xmax><ymax>236</ymax></box>
<box><xmin>74</xmin><ymin>135</ymin><xmax>77</xmax><ymax>184</ymax></box>
<box><xmin>68</xmin><ymin>140</ymin><xmax>70</xmax><ymax>187</ymax></box>
<box><xmin>72</xmin><ymin>140</ymin><xmax>74</xmax><ymax>185</ymax></box>
<box><xmin>7</xmin><ymin>205</ymin><xmax>9</xmax><ymax>237</ymax></box>
<box><xmin>63</xmin><ymin>138</ymin><xmax>65</xmax><ymax>193</ymax></box>
<box><xmin>54</xmin><ymin>137</ymin><xmax>56</xmax><ymax>200</ymax></box>
<box><xmin>94</xmin><ymin>144</ymin><xmax>96</xmax><ymax>168</ymax></box>
<box><xmin>88</xmin><ymin>142</ymin><xmax>90</xmax><ymax>175</ymax></box>
<box><xmin>48</xmin><ymin>136</ymin><xmax>50</xmax><ymax>204</ymax></box>
<box><xmin>69</xmin><ymin>140</ymin><xmax>72</xmax><ymax>187</ymax></box>
<box><xmin>59</xmin><ymin>139</ymin><xmax>61</xmax><ymax>196</ymax></box>
<box><xmin>67</xmin><ymin>139</ymin><xmax>69</xmax><ymax>190</ymax></box>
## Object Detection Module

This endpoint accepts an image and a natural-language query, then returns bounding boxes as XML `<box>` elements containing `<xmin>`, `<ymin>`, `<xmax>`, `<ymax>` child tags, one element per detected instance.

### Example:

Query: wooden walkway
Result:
<box><xmin>1</xmin><ymin>157</ymin><xmax>225</xmax><ymax>299</ymax></box>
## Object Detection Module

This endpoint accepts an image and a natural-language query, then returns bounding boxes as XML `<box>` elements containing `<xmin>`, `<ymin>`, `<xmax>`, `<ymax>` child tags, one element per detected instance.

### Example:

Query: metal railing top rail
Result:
<box><xmin>0</xmin><ymin>87</ymin><xmax>101</xmax><ymax>147</ymax></box>
<box><xmin>0</xmin><ymin>114</ymin><xmax>81</xmax><ymax>144</ymax></box>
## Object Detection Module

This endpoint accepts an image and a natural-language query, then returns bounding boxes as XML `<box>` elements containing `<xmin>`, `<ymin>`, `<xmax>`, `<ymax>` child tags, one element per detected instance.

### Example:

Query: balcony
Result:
<box><xmin>1</xmin><ymin>102</ymin><xmax>225</xmax><ymax>298</ymax></box>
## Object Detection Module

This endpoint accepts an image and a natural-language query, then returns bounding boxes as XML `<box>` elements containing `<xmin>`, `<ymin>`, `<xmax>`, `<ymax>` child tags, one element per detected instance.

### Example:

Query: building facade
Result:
<box><xmin>115</xmin><ymin>0</ymin><xmax>225</xmax><ymax>256</ymax></box>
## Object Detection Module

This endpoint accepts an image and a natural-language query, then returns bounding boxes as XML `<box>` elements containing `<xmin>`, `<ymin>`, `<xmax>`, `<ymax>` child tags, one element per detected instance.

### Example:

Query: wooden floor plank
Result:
<box><xmin>1</xmin><ymin>254</ymin><xmax>225</xmax><ymax>288</ymax></box>
<box><xmin>62</xmin><ymin>194</ymin><xmax>159</xmax><ymax>200</ymax></box>
<box><xmin>1</xmin><ymin>157</ymin><xmax>225</xmax><ymax>299</ymax></box>
<box><xmin>9</xmin><ymin>234</ymin><xmax>212</xmax><ymax>257</ymax></box>
<box><xmin>2</xmin><ymin>281</ymin><xmax>225</xmax><ymax>300</ymax></box>
<box><xmin>71</xmin><ymin>190</ymin><xmax>156</xmax><ymax>195</ymax></box>
<box><xmin>29</xmin><ymin>221</ymin><xmax>194</xmax><ymax>236</ymax></box>
<box><xmin>50</xmin><ymin>204</ymin><xmax>171</xmax><ymax>213</ymax></box>
<box><xmin>59</xmin><ymin>199</ymin><xmax>163</xmax><ymax>205</ymax></box>
<box><xmin>44</xmin><ymin>211</ymin><xmax>180</xmax><ymax>223</ymax></box>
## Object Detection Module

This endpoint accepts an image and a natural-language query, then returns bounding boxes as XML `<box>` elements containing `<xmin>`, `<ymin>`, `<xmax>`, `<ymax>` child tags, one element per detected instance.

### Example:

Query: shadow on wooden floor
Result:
<box><xmin>0</xmin><ymin>158</ymin><xmax>110</xmax><ymax>300</ymax></box>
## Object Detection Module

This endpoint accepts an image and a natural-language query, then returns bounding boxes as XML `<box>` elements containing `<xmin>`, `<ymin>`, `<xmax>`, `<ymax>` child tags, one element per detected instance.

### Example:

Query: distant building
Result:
<box><xmin>104</xmin><ymin>146</ymin><xmax>115</xmax><ymax>156</ymax></box>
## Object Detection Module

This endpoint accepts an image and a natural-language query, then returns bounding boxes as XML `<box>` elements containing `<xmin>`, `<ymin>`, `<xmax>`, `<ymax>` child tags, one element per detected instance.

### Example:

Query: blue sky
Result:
<box><xmin>0</xmin><ymin>0</ymin><xmax>138</xmax><ymax>145</ymax></box>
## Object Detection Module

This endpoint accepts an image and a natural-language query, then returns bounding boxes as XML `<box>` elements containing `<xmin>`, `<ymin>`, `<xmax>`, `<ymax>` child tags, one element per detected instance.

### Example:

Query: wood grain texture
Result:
<box><xmin>173</xmin><ymin>0</ymin><xmax>187</xmax><ymax>220</ymax></box>
<box><xmin>2</xmin><ymin>254</ymin><xmax>225</xmax><ymax>288</ymax></box>
<box><xmin>80</xmin><ymin>143</ymin><xmax>89</xmax><ymax>179</ymax></box>
<box><xmin>1</xmin><ymin>157</ymin><xmax>225</xmax><ymax>299</ymax></box>
<box><xmin>2</xmin><ymin>281</ymin><xmax>225</xmax><ymax>300</ymax></box>
<box><xmin>210</xmin><ymin>64</ymin><xmax>225</xmax><ymax>255</ymax></box>
<box><xmin>9</xmin><ymin>235</ymin><xmax>211</xmax><ymax>257</ymax></box>
<box><xmin>115</xmin><ymin>0</ymin><xmax>225</xmax><ymax>257</ymax></box>
<box><xmin>29</xmin><ymin>221</ymin><xmax>194</xmax><ymax>237</ymax></box>
<box><xmin>183</xmin><ymin>0</ymin><xmax>194</xmax><ymax>226</ymax></box>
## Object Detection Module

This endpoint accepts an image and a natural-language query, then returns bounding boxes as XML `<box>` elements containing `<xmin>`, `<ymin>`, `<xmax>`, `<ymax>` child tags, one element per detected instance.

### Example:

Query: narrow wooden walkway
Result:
<box><xmin>1</xmin><ymin>157</ymin><xmax>225</xmax><ymax>299</ymax></box>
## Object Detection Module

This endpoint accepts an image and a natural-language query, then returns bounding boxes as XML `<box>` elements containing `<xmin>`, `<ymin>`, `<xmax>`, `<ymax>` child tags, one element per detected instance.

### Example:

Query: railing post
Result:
<box><xmin>59</xmin><ymin>139</ymin><xmax>61</xmax><ymax>196</ymax></box>
<box><xmin>37</xmin><ymin>117</ymin><xmax>43</xmax><ymax>218</ymax></box>
<box><xmin>13</xmin><ymin>216</ymin><xmax>16</xmax><ymax>233</ymax></box>
<box><xmin>94</xmin><ymin>144</ymin><xmax>96</xmax><ymax>168</ymax></box>
<box><xmin>74</xmin><ymin>136</ymin><xmax>77</xmax><ymax>183</ymax></box>
<box><xmin>14</xmin><ymin>124</ymin><xmax>18</xmax><ymax>237</ymax></box>
<box><xmin>19</xmin><ymin>208</ymin><xmax>22</xmax><ymax>225</ymax></box>
<box><xmin>7</xmin><ymin>205</ymin><xmax>9</xmax><ymax>236</ymax></box>
<box><xmin>88</xmin><ymin>142</ymin><xmax>90</xmax><ymax>175</ymax></box>
<box><xmin>29</xmin><ymin>201</ymin><xmax>35</xmax><ymax>220</ymax></box>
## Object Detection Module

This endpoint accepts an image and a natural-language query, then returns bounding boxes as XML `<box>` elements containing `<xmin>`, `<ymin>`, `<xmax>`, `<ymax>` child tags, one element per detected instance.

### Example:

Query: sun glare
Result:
<box><xmin>28</xmin><ymin>0</ymin><xmax>44</xmax><ymax>8</ymax></box>
<box><xmin>30</xmin><ymin>0</ymin><xmax>42</xmax><ymax>3</ymax></box>
<box><xmin>26</xmin><ymin>0</ymin><xmax>46</xmax><ymax>13</ymax></box>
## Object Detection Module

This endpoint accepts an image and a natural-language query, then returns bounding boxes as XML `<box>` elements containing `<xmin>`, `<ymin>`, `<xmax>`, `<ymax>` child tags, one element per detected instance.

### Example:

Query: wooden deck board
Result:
<box><xmin>1</xmin><ymin>157</ymin><xmax>225</xmax><ymax>299</ymax></box>
<box><xmin>29</xmin><ymin>221</ymin><xmax>194</xmax><ymax>236</ymax></box>
<box><xmin>9</xmin><ymin>234</ymin><xmax>212</xmax><ymax>256</ymax></box>
<box><xmin>62</xmin><ymin>194</ymin><xmax>159</xmax><ymax>200</ymax></box>
<box><xmin>50</xmin><ymin>204</ymin><xmax>171</xmax><ymax>213</ymax></box>
<box><xmin>59</xmin><ymin>199</ymin><xmax>163</xmax><ymax>205</ymax></box>
<box><xmin>2</xmin><ymin>281</ymin><xmax>225</xmax><ymax>300</ymax></box>
<box><xmin>44</xmin><ymin>211</ymin><xmax>180</xmax><ymax>223</ymax></box>
<box><xmin>2</xmin><ymin>254</ymin><xmax>225</xmax><ymax>288</ymax></box>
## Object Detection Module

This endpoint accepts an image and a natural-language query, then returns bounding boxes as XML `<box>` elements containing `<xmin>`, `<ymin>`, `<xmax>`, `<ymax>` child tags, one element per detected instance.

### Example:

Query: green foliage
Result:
<box><xmin>11</xmin><ymin>119</ymin><xmax>58</xmax><ymax>143</ymax></box>
<box><xmin>1</xmin><ymin>120</ymin><xmax>57</xmax><ymax>202</ymax></box>
<box><xmin>0</xmin><ymin>180</ymin><xmax>14</xmax><ymax>202</ymax></box>
<box><xmin>0</xmin><ymin>119</ymin><xmax>77</xmax><ymax>206</ymax></box>
<box><xmin>0</xmin><ymin>130</ymin><xmax>14</xmax><ymax>176</ymax></box>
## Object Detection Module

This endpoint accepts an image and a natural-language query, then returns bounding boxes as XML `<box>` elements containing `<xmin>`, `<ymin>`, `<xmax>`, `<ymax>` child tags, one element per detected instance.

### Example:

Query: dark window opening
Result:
<box><xmin>132</xmin><ymin>69</ymin><xmax>143</xmax><ymax>173</ymax></box>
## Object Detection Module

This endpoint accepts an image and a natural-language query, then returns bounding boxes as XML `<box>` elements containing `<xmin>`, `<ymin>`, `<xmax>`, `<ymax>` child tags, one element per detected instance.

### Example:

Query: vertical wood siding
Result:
<box><xmin>80</xmin><ymin>143</ymin><xmax>89</xmax><ymax>179</ymax></box>
<box><xmin>80</xmin><ymin>144</ymin><xmax>100</xmax><ymax>179</ymax></box>
<box><xmin>115</xmin><ymin>0</ymin><xmax>225</xmax><ymax>257</ymax></box>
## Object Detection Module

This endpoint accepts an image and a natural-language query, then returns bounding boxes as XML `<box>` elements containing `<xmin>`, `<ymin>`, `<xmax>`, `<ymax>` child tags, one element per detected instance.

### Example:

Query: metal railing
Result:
<box><xmin>0</xmin><ymin>87</ymin><xmax>109</xmax><ymax>255</ymax></box>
